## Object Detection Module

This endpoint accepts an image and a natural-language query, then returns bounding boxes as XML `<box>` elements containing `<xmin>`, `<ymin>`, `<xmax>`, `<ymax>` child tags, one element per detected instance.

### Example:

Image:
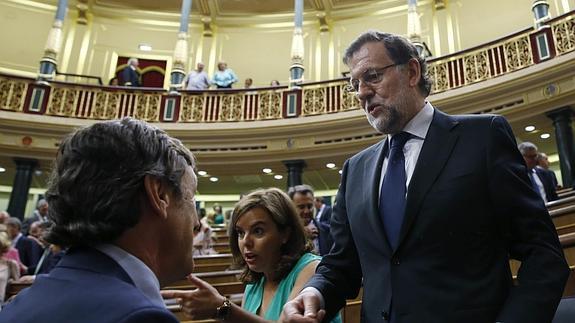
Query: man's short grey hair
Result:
<box><xmin>6</xmin><ymin>217</ymin><xmax>22</xmax><ymax>229</ymax></box>
<box><xmin>37</xmin><ymin>199</ymin><xmax>48</xmax><ymax>209</ymax></box>
<box><xmin>128</xmin><ymin>57</ymin><xmax>139</xmax><ymax>65</ymax></box>
<box><xmin>518</xmin><ymin>142</ymin><xmax>538</xmax><ymax>154</ymax></box>
<box><xmin>343</xmin><ymin>30</ymin><xmax>432</xmax><ymax>96</ymax></box>
<box><xmin>287</xmin><ymin>184</ymin><xmax>315</xmax><ymax>200</ymax></box>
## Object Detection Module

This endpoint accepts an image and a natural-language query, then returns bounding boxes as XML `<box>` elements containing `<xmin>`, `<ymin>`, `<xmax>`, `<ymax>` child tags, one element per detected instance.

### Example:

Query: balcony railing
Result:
<box><xmin>1</xmin><ymin>11</ymin><xmax>574</xmax><ymax>123</ymax></box>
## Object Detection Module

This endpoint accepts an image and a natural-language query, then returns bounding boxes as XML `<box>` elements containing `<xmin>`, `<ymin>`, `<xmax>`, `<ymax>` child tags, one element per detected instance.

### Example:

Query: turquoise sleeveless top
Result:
<box><xmin>243</xmin><ymin>253</ymin><xmax>342</xmax><ymax>323</ymax></box>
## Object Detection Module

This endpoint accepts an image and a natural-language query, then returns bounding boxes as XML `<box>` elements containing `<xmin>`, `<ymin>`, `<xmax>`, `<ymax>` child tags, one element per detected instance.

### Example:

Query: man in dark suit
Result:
<box><xmin>0</xmin><ymin>118</ymin><xmax>200</xmax><ymax>323</ymax></box>
<box><xmin>5</xmin><ymin>217</ymin><xmax>43</xmax><ymax>269</ymax></box>
<box><xmin>537</xmin><ymin>152</ymin><xmax>560</xmax><ymax>188</ymax></box>
<box><xmin>282</xmin><ymin>31</ymin><xmax>568</xmax><ymax>323</ymax></box>
<box><xmin>288</xmin><ymin>185</ymin><xmax>332</xmax><ymax>256</ymax></box>
<box><xmin>518</xmin><ymin>142</ymin><xmax>558</xmax><ymax>203</ymax></box>
<box><xmin>121</xmin><ymin>57</ymin><xmax>141</xmax><ymax>86</ymax></box>
<box><xmin>22</xmin><ymin>199</ymin><xmax>49</xmax><ymax>235</ymax></box>
<box><xmin>314</xmin><ymin>196</ymin><xmax>333</xmax><ymax>254</ymax></box>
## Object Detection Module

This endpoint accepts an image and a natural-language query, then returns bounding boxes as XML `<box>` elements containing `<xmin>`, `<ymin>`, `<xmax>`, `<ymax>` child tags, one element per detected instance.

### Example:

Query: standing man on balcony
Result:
<box><xmin>282</xmin><ymin>31</ymin><xmax>568</xmax><ymax>323</ymax></box>
<box><xmin>121</xmin><ymin>57</ymin><xmax>141</xmax><ymax>87</ymax></box>
<box><xmin>184</xmin><ymin>62</ymin><xmax>210</xmax><ymax>90</ymax></box>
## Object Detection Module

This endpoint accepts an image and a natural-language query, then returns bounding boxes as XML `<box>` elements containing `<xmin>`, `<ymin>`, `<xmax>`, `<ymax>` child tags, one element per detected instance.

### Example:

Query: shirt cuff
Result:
<box><xmin>300</xmin><ymin>287</ymin><xmax>325</xmax><ymax>309</ymax></box>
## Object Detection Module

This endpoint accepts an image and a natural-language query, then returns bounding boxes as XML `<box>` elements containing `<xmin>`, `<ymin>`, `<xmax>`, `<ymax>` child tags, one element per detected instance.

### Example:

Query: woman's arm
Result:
<box><xmin>162</xmin><ymin>275</ymin><xmax>270</xmax><ymax>323</ymax></box>
<box><xmin>288</xmin><ymin>260</ymin><xmax>320</xmax><ymax>301</ymax></box>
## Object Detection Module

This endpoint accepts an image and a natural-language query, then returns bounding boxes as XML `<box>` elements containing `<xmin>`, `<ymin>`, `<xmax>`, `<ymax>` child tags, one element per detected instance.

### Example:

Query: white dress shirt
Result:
<box><xmin>379</xmin><ymin>102</ymin><xmax>434</xmax><ymax>199</ymax></box>
<box><xmin>530</xmin><ymin>169</ymin><xmax>548</xmax><ymax>203</ymax></box>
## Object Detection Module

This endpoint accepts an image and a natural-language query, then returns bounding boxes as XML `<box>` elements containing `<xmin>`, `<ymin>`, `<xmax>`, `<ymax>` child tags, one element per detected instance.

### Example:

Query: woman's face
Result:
<box><xmin>218</xmin><ymin>63</ymin><xmax>226</xmax><ymax>71</ymax></box>
<box><xmin>235</xmin><ymin>207</ymin><xmax>289</xmax><ymax>277</ymax></box>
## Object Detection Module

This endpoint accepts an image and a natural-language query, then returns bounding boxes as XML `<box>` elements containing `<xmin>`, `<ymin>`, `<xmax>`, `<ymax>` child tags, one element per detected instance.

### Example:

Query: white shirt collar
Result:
<box><xmin>95</xmin><ymin>244</ymin><xmax>165</xmax><ymax>308</ymax></box>
<box><xmin>399</xmin><ymin>101</ymin><xmax>434</xmax><ymax>140</ymax></box>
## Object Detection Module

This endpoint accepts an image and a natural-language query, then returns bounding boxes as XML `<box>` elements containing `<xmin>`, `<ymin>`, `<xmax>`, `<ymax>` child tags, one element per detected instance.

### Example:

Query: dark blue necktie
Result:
<box><xmin>380</xmin><ymin>132</ymin><xmax>411</xmax><ymax>251</ymax></box>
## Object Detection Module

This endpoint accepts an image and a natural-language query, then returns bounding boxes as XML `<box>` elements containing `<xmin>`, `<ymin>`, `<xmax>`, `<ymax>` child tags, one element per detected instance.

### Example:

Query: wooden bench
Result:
<box><xmin>212</xmin><ymin>243</ymin><xmax>231</xmax><ymax>253</ymax></box>
<box><xmin>170</xmin><ymin>270</ymin><xmax>242</xmax><ymax>286</ymax></box>
<box><xmin>193</xmin><ymin>254</ymin><xmax>232</xmax><ymax>266</ymax></box>
<box><xmin>547</xmin><ymin>195</ymin><xmax>575</xmax><ymax>211</ymax></box>
<box><xmin>550</xmin><ymin>205</ymin><xmax>575</xmax><ymax>227</ymax></box>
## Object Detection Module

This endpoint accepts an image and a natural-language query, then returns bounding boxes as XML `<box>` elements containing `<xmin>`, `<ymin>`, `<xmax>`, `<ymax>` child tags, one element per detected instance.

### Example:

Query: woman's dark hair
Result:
<box><xmin>228</xmin><ymin>188</ymin><xmax>311</xmax><ymax>283</ymax></box>
<box><xmin>45</xmin><ymin>117</ymin><xmax>195</xmax><ymax>247</ymax></box>
<box><xmin>343</xmin><ymin>30</ymin><xmax>432</xmax><ymax>96</ymax></box>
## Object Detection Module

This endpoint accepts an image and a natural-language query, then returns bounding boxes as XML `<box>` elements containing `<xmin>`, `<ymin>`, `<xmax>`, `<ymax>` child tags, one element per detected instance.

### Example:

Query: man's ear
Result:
<box><xmin>144</xmin><ymin>175</ymin><xmax>170</xmax><ymax>219</ymax></box>
<box><xmin>407</xmin><ymin>58</ymin><xmax>421</xmax><ymax>88</ymax></box>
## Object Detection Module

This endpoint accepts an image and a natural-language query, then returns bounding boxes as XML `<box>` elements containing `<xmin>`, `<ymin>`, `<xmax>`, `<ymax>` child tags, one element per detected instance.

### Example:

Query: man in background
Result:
<box><xmin>519</xmin><ymin>142</ymin><xmax>558</xmax><ymax>203</ymax></box>
<box><xmin>121</xmin><ymin>57</ymin><xmax>141</xmax><ymax>87</ymax></box>
<box><xmin>537</xmin><ymin>152</ymin><xmax>560</xmax><ymax>189</ymax></box>
<box><xmin>184</xmin><ymin>62</ymin><xmax>210</xmax><ymax>90</ymax></box>
<box><xmin>0</xmin><ymin>118</ymin><xmax>199</xmax><ymax>323</ymax></box>
<box><xmin>22</xmin><ymin>199</ymin><xmax>48</xmax><ymax>235</ymax></box>
<box><xmin>288</xmin><ymin>185</ymin><xmax>332</xmax><ymax>256</ymax></box>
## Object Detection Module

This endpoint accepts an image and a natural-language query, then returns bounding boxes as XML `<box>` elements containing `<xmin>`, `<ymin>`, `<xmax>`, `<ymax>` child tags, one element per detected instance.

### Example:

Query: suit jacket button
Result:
<box><xmin>392</xmin><ymin>257</ymin><xmax>400</xmax><ymax>265</ymax></box>
<box><xmin>381</xmin><ymin>311</ymin><xmax>390</xmax><ymax>320</ymax></box>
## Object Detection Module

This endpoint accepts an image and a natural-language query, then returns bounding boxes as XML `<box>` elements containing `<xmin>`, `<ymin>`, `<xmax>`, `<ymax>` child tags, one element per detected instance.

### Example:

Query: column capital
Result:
<box><xmin>546</xmin><ymin>106</ymin><xmax>573</xmax><ymax>121</ymax></box>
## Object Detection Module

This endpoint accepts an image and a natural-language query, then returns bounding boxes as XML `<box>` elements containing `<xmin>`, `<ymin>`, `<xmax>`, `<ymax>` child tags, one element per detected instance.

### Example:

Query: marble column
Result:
<box><xmin>38</xmin><ymin>0</ymin><xmax>68</xmax><ymax>83</ymax></box>
<box><xmin>170</xmin><ymin>0</ymin><xmax>192</xmax><ymax>92</ymax></box>
<box><xmin>283</xmin><ymin>159</ymin><xmax>307</xmax><ymax>190</ymax></box>
<box><xmin>289</xmin><ymin>0</ymin><xmax>305</xmax><ymax>88</ymax></box>
<box><xmin>546</xmin><ymin>107</ymin><xmax>575</xmax><ymax>187</ymax></box>
<box><xmin>7</xmin><ymin>158</ymin><xmax>38</xmax><ymax>221</ymax></box>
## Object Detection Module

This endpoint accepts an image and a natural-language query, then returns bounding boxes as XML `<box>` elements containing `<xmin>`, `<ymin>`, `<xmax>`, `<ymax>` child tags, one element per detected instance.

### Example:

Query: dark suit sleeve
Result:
<box><xmin>119</xmin><ymin>307</ymin><xmax>179</xmax><ymax>323</ymax></box>
<box><xmin>488</xmin><ymin>116</ymin><xmax>569</xmax><ymax>322</ymax></box>
<box><xmin>305</xmin><ymin>160</ymin><xmax>363</xmax><ymax>319</ymax></box>
<box><xmin>121</xmin><ymin>67</ymin><xmax>132</xmax><ymax>86</ymax></box>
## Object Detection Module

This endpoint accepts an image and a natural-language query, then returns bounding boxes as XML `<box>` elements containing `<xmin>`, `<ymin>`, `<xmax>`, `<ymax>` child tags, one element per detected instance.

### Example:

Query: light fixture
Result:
<box><xmin>540</xmin><ymin>133</ymin><xmax>551</xmax><ymax>139</ymax></box>
<box><xmin>0</xmin><ymin>167</ymin><xmax>5</xmax><ymax>173</ymax></box>
<box><xmin>262</xmin><ymin>168</ymin><xmax>272</xmax><ymax>174</ymax></box>
<box><xmin>338</xmin><ymin>170</ymin><xmax>343</xmax><ymax>175</ymax></box>
<box><xmin>274</xmin><ymin>174</ymin><xmax>283</xmax><ymax>180</ymax></box>
<box><xmin>197</xmin><ymin>170</ymin><xmax>207</xmax><ymax>176</ymax></box>
<box><xmin>138</xmin><ymin>43</ymin><xmax>152</xmax><ymax>51</ymax></box>
<box><xmin>326</xmin><ymin>163</ymin><xmax>336</xmax><ymax>169</ymax></box>
<box><xmin>209</xmin><ymin>177</ymin><xmax>219</xmax><ymax>182</ymax></box>
<box><xmin>524</xmin><ymin>125</ymin><xmax>536</xmax><ymax>132</ymax></box>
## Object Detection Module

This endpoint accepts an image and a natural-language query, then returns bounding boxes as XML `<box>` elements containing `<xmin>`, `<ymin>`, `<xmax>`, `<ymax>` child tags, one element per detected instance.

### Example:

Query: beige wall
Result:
<box><xmin>1</xmin><ymin>0</ymin><xmax>573</xmax><ymax>84</ymax></box>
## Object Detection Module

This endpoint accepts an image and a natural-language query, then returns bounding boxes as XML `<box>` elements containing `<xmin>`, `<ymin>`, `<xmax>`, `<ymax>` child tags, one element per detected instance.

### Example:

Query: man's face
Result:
<box><xmin>162</xmin><ymin>166</ymin><xmax>199</xmax><ymax>283</ymax></box>
<box><xmin>6</xmin><ymin>224</ymin><xmax>19</xmax><ymax>240</ymax></box>
<box><xmin>522</xmin><ymin>148</ymin><xmax>538</xmax><ymax>170</ymax></box>
<box><xmin>292</xmin><ymin>192</ymin><xmax>314</xmax><ymax>225</ymax></box>
<box><xmin>38</xmin><ymin>204</ymin><xmax>48</xmax><ymax>216</ymax></box>
<box><xmin>197</xmin><ymin>63</ymin><xmax>204</xmax><ymax>71</ymax></box>
<box><xmin>538</xmin><ymin>155</ymin><xmax>550</xmax><ymax>169</ymax></box>
<box><xmin>348</xmin><ymin>42</ymin><xmax>420</xmax><ymax>134</ymax></box>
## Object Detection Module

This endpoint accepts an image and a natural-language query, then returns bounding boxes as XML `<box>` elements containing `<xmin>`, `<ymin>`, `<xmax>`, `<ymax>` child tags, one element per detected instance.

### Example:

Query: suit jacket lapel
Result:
<box><xmin>366</xmin><ymin>139</ymin><xmax>393</xmax><ymax>255</ymax></box>
<box><xmin>397</xmin><ymin>109</ymin><xmax>459</xmax><ymax>249</ymax></box>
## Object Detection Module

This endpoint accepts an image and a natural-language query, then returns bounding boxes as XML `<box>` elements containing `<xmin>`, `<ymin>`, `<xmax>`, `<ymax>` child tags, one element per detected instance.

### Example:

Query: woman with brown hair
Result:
<box><xmin>163</xmin><ymin>188</ymin><xmax>341</xmax><ymax>322</ymax></box>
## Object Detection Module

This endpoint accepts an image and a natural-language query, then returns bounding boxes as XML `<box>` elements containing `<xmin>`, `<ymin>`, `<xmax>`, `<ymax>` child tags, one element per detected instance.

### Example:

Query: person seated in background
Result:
<box><xmin>22</xmin><ymin>199</ymin><xmax>49</xmax><ymax>235</ymax></box>
<box><xmin>121</xmin><ymin>57</ymin><xmax>141</xmax><ymax>87</ymax></box>
<box><xmin>269</xmin><ymin>80</ymin><xmax>280</xmax><ymax>87</ymax></box>
<box><xmin>5</xmin><ymin>218</ymin><xmax>42</xmax><ymax>271</ymax></box>
<box><xmin>288</xmin><ymin>185</ymin><xmax>332</xmax><ymax>256</ymax></box>
<box><xmin>519</xmin><ymin>142</ymin><xmax>558</xmax><ymax>203</ymax></box>
<box><xmin>244</xmin><ymin>78</ymin><xmax>253</xmax><ymax>89</ymax></box>
<box><xmin>162</xmin><ymin>188</ymin><xmax>341</xmax><ymax>323</ymax></box>
<box><xmin>192</xmin><ymin>208</ymin><xmax>216</xmax><ymax>256</ymax></box>
<box><xmin>213</xmin><ymin>205</ymin><xmax>225</xmax><ymax>225</ymax></box>
<box><xmin>108</xmin><ymin>77</ymin><xmax>119</xmax><ymax>86</ymax></box>
<box><xmin>0</xmin><ymin>211</ymin><xmax>9</xmax><ymax>225</ymax></box>
<box><xmin>537</xmin><ymin>152</ymin><xmax>560</xmax><ymax>189</ymax></box>
<box><xmin>0</xmin><ymin>232</ymin><xmax>20</xmax><ymax>305</ymax></box>
<box><xmin>184</xmin><ymin>62</ymin><xmax>210</xmax><ymax>90</ymax></box>
<box><xmin>0</xmin><ymin>117</ymin><xmax>199</xmax><ymax>323</ymax></box>
<box><xmin>212</xmin><ymin>61</ymin><xmax>238</xmax><ymax>89</ymax></box>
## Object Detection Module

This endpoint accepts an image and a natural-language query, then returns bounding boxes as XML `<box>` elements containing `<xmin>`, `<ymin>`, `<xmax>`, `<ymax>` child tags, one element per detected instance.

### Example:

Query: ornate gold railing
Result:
<box><xmin>1</xmin><ymin>11</ymin><xmax>574</xmax><ymax>123</ymax></box>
